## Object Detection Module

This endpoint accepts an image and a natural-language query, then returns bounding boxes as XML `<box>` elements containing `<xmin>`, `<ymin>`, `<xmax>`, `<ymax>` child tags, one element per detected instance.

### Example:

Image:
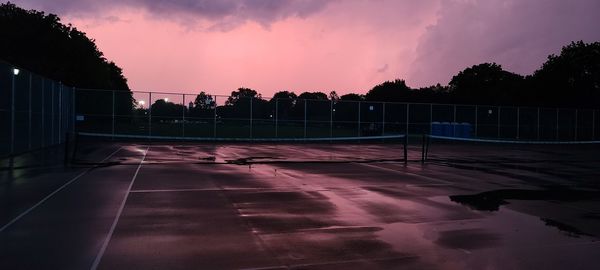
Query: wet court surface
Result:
<box><xmin>1</xmin><ymin>142</ymin><xmax>600</xmax><ymax>269</ymax></box>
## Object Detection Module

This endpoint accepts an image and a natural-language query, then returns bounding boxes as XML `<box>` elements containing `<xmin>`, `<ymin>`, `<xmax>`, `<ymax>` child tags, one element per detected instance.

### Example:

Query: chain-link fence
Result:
<box><xmin>74</xmin><ymin>89</ymin><xmax>600</xmax><ymax>141</ymax></box>
<box><xmin>1</xmin><ymin>61</ymin><xmax>74</xmax><ymax>159</ymax></box>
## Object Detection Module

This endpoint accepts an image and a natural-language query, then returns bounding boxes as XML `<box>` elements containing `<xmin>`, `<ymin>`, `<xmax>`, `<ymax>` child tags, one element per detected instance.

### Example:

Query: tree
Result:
<box><xmin>329</xmin><ymin>91</ymin><xmax>339</xmax><ymax>102</ymax></box>
<box><xmin>151</xmin><ymin>99</ymin><xmax>186</xmax><ymax>118</ymax></box>
<box><xmin>226</xmin><ymin>87</ymin><xmax>260</xmax><ymax>106</ymax></box>
<box><xmin>0</xmin><ymin>2</ymin><xmax>133</xmax><ymax>117</ymax></box>
<box><xmin>449</xmin><ymin>63</ymin><xmax>525</xmax><ymax>105</ymax></box>
<box><xmin>0</xmin><ymin>2</ymin><xmax>129</xmax><ymax>90</ymax></box>
<box><xmin>365</xmin><ymin>79</ymin><xmax>412</xmax><ymax>102</ymax></box>
<box><xmin>340</xmin><ymin>93</ymin><xmax>364</xmax><ymax>101</ymax></box>
<box><xmin>193</xmin><ymin>91</ymin><xmax>215</xmax><ymax>109</ymax></box>
<box><xmin>532</xmin><ymin>41</ymin><xmax>600</xmax><ymax>107</ymax></box>
<box><xmin>297</xmin><ymin>91</ymin><xmax>328</xmax><ymax>100</ymax></box>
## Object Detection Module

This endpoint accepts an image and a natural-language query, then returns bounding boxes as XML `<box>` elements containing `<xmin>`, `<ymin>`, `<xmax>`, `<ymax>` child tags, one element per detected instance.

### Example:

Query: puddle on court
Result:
<box><xmin>449</xmin><ymin>188</ymin><xmax>600</xmax><ymax>211</ymax></box>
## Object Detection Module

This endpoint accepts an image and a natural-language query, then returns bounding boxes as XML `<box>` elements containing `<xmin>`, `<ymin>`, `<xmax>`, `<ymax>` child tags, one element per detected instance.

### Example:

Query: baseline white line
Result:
<box><xmin>0</xmin><ymin>147</ymin><xmax>123</xmax><ymax>233</ymax></box>
<box><xmin>90</xmin><ymin>146</ymin><xmax>148</xmax><ymax>270</ymax></box>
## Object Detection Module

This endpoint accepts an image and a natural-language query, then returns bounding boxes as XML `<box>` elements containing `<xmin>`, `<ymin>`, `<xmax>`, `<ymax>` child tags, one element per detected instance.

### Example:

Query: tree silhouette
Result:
<box><xmin>365</xmin><ymin>79</ymin><xmax>412</xmax><ymax>102</ymax></box>
<box><xmin>340</xmin><ymin>93</ymin><xmax>364</xmax><ymax>101</ymax></box>
<box><xmin>0</xmin><ymin>2</ymin><xmax>133</xmax><ymax>119</ymax></box>
<box><xmin>449</xmin><ymin>63</ymin><xmax>525</xmax><ymax>105</ymax></box>
<box><xmin>532</xmin><ymin>41</ymin><xmax>600</xmax><ymax>107</ymax></box>
<box><xmin>0</xmin><ymin>2</ymin><xmax>129</xmax><ymax>90</ymax></box>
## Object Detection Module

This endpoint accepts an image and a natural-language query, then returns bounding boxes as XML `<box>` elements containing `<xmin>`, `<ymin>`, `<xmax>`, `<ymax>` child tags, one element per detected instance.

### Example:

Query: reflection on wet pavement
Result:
<box><xmin>1</xmin><ymin>142</ymin><xmax>600</xmax><ymax>269</ymax></box>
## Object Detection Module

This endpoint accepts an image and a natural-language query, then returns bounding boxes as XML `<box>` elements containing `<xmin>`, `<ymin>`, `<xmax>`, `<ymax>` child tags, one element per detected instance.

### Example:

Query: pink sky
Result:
<box><xmin>11</xmin><ymin>0</ymin><xmax>600</xmax><ymax>96</ymax></box>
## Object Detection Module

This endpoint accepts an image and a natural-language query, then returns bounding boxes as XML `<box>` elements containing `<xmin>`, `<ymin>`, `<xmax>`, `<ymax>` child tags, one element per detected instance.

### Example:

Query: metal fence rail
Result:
<box><xmin>74</xmin><ymin>89</ymin><xmax>600</xmax><ymax>142</ymax></box>
<box><xmin>0</xmin><ymin>61</ymin><xmax>74</xmax><ymax>158</ymax></box>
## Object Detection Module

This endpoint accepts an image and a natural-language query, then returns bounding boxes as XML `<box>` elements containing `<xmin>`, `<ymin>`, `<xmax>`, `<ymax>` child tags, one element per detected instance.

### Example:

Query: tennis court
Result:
<box><xmin>1</xmin><ymin>135</ymin><xmax>600</xmax><ymax>269</ymax></box>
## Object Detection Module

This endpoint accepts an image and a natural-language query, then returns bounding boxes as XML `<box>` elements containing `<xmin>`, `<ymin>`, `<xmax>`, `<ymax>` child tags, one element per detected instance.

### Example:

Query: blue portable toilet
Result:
<box><xmin>461</xmin><ymin>122</ymin><xmax>473</xmax><ymax>138</ymax></box>
<box><xmin>431</xmin><ymin>122</ymin><xmax>442</xmax><ymax>135</ymax></box>
<box><xmin>442</xmin><ymin>122</ymin><xmax>452</xmax><ymax>137</ymax></box>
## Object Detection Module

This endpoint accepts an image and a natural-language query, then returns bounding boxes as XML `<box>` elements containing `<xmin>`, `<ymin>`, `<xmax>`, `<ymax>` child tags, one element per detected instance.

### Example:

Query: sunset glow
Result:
<box><xmin>11</xmin><ymin>0</ymin><xmax>600</xmax><ymax>96</ymax></box>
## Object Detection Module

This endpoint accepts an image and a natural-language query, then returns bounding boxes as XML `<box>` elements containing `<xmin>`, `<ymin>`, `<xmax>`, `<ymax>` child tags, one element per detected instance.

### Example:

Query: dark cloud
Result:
<box><xmin>11</xmin><ymin>0</ymin><xmax>331</xmax><ymax>30</ymax></box>
<box><xmin>409</xmin><ymin>0</ymin><xmax>600</xmax><ymax>87</ymax></box>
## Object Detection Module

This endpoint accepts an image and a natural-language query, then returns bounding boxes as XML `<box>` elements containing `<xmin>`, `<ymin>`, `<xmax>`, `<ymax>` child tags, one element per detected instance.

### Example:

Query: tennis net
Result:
<box><xmin>421</xmin><ymin>135</ymin><xmax>600</xmax><ymax>164</ymax></box>
<box><xmin>68</xmin><ymin>132</ymin><xmax>408</xmax><ymax>166</ymax></box>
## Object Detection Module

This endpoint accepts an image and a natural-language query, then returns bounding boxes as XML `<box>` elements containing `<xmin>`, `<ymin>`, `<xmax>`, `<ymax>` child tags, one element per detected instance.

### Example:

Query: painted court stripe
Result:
<box><xmin>0</xmin><ymin>147</ymin><xmax>123</xmax><ymax>233</ymax></box>
<box><xmin>90</xmin><ymin>146</ymin><xmax>149</xmax><ymax>270</ymax></box>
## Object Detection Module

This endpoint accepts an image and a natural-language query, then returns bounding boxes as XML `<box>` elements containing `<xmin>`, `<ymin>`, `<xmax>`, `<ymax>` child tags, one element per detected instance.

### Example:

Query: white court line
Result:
<box><xmin>90</xmin><ymin>146</ymin><xmax>149</xmax><ymax>270</ymax></box>
<box><xmin>0</xmin><ymin>147</ymin><xmax>123</xmax><ymax>233</ymax></box>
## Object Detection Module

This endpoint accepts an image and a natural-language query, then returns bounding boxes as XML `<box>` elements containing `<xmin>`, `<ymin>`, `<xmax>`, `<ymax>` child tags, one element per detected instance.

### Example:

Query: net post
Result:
<box><xmin>182</xmin><ymin>94</ymin><xmax>186</xmax><ymax>137</ymax></box>
<box><xmin>111</xmin><ymin>90</ymin><xmax>115</xmax><ymax>140</ymax></box>
<box><xmin>28</xmin><ymin>73</ymin><xmax>32</xmax><ymax>150</ymax></box>
<box><xmin>275</xmin><ymin>98</ymin><xmax>278</xmax><ymax>138</ymax></box>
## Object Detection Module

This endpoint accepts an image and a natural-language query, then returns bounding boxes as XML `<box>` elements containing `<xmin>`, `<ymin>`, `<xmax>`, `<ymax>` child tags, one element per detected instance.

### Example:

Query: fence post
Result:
<box><xmin>556</xmin><ymin>109</ymin><xmax>559</xmax><ymax>141</ymax></box>
<box><xmin>213</xmin><ymin>96</ymin><xmax>217</xmax><ymax>138</ymax></box>
<box><xmin>330</xmin><ymin>99</ymin><xmax>333</xmax><ymax>138</ymax></box>
<box><xmin>474</xmin><ymin>105</ymin><xmax>478</xmax><ymax>137</ymax></box>
<box><xmin>275</xmin><ymin>98</ymin><xmax>278</xmax><ymax>138</ymax></box>
<box><xmin>28</xmin><ymin>73</ymin><xmax>32</xmax><ymax>150</ymax></box>
<box><xmin>182</xmin><ymin>94</ymin><xmax>186</xmax><ymax>137</ymax></box>
<box><xmin>111</xmin><ymin>90</ymin><xmax>115</xmax><ymax>140</ymax></box>
<box><xmin>10</xmin><ymin>68</ymin><xmax>16</xmax><ymax>156</ymax></box>
<box><xmin>593</xmin><ymin>110</ymin><xmax>596</xmax><ymax>140</ymax></box>
<box><xmin>250</xmin><ymin>97</ymin><xmax>253</xmax><ymax>139</ymax></box>
<box><xmin>537</xmin><ymin>107</ymin><xmax>540</xmax><ymax>140</ymax></box>
<box><xmin>358</xmin><ymin>101</ymin><xmax>361</xmax><ymax>137</ymax></box>
<box><xmin>453</xmin><ymin>104</ymin><xmax>456</xmax><ymax>136</ymax></box>
<box><xmin>304</xmin><ymin>99</ymin><xmax>307</xmax><ymax>139</ymax></box>
<box><xmin>406</xmin><ymin>103</ymin><xmax>410</xmax><ymax>136</ymax></box>
<box><xmin>516</xmin><ymin>107</ymin><xmax>520</xmax><ymax>139</ymax></box>
<box><xmin>51</xmin><ymin>83</ymin><xmax>55</xmax><ymax>144</ymax></box>
<box><xmin>59</xmin><ymin>83</ymin><xmax>63</xmax><ymax>144</ymax></box>
<box><xmin>148</xmin><ymin>92</ymin><xmax>152</xmax><ymax>138</ymax></box>
<box><xmin>429</xmin><ymin>104</ymin><xmax>433</xmax><ymax>135</ymax></box>
<box><xmin>72</xmin><ymin>87</ymin><xmax>76</xmax><ymax>134</ymax></box>
<box><xmin>382</xmin><ymin>102</ymin><xmax>386</xmax><ymax>136</ymax></box>
<box><xmin>497</xmin><ymin>106</ymin><xmax>501</xmax><ymax>138</ymax></box>
<box><xmin>41</xmin><ymin>79</ymin><xmax>45</xmax><ymax>147</ymax></box>
<box><xmin>574</xmin><ymin>109</ymin><xmax>578</xmax><ymax>141</ymax></box>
